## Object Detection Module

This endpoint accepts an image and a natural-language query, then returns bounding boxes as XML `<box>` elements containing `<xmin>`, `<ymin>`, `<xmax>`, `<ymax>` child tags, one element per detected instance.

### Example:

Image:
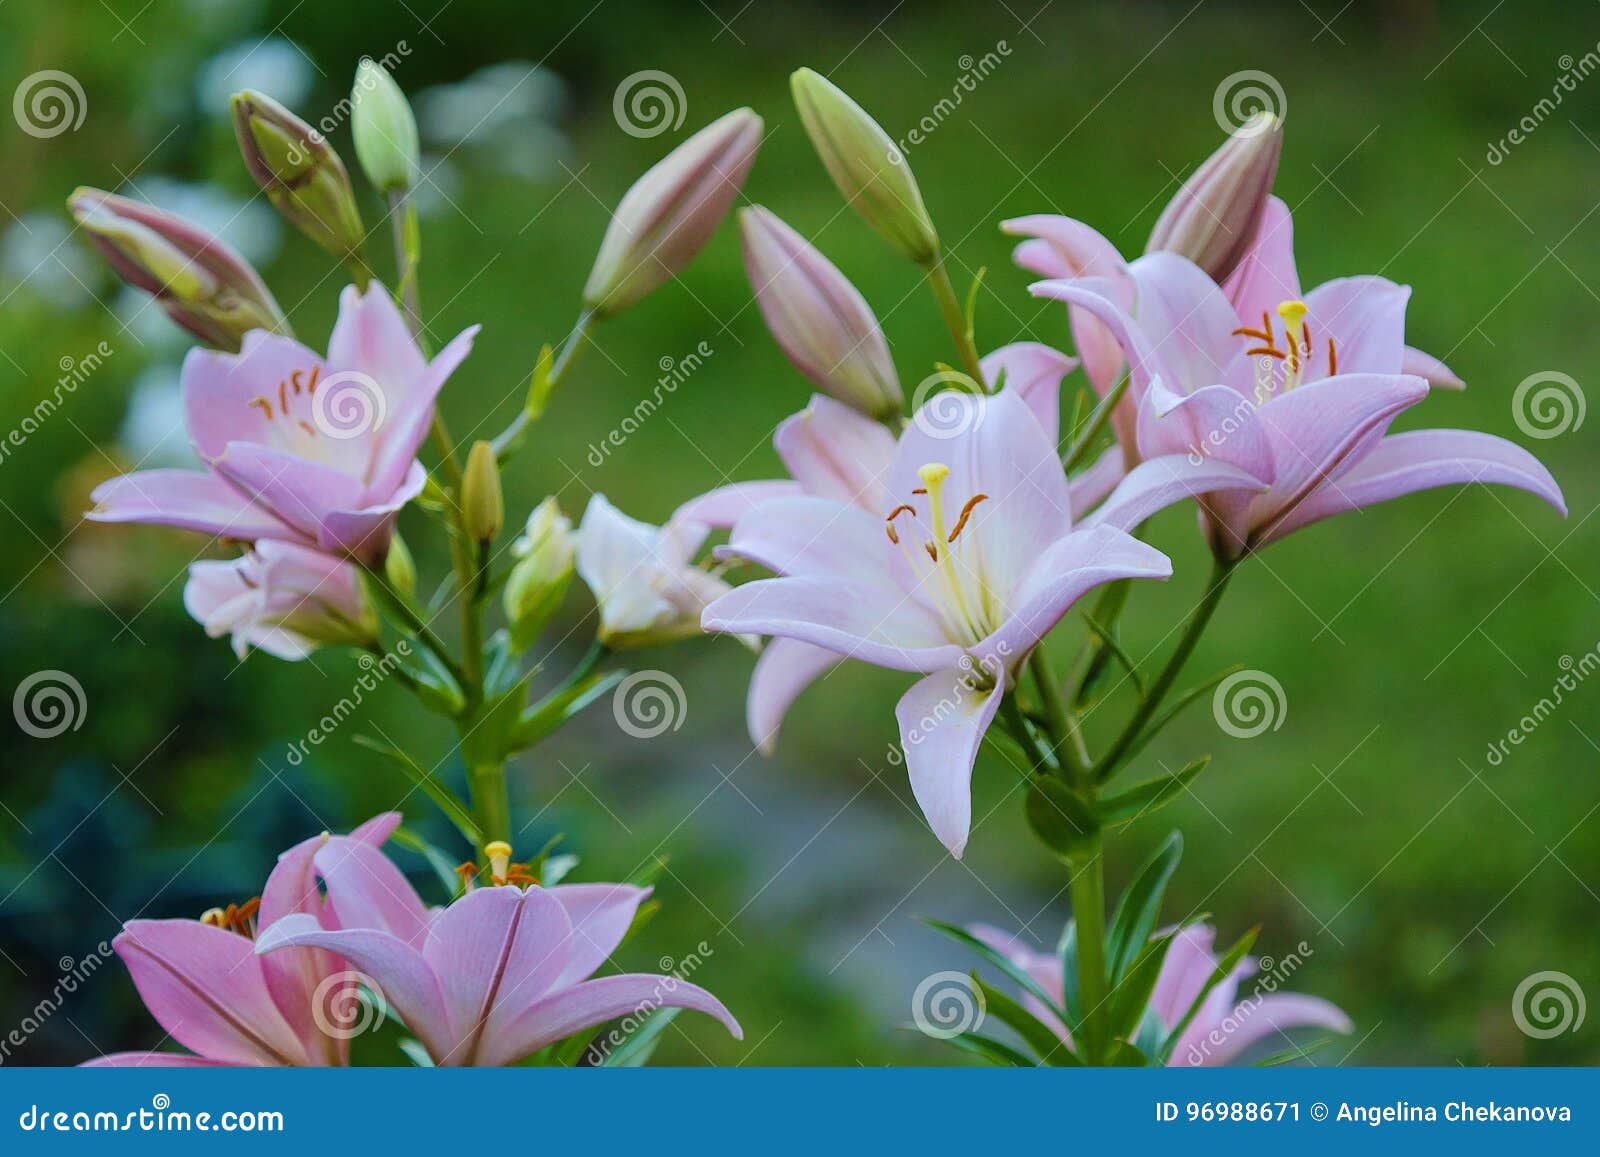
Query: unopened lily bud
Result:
<box><xmin>462</xmin><ymin>441</ymin><xmax>503</xmax><ymax>543</ymax></box>
<box><xmin>790</xmin><ymin>68</ymin><xmax>938</xmax><ymax>265</ymax></box>
<box><xmin>68</xmin><ymin>187</ymin><xmax>288</xmax><ymax>351</ymax></box>
<box><xmin>351</xmin><ymin>58</ymin><xmax>420</xmax><ymax>195</ymax></box>
<box><xmin>231</xmin><ymin>89</ymin><xmax>365</xmax><ymax>259</ymax></box>
<box><xmin>384</xmin><ymin>531</ymin><xmax>417</xmax><ymax>598</ymax></box>
<box><xmin>740</xmin><ymin>206</ymin><xmax>901</xmax><ymax>418</ymax></box>
<box><xmin>582</xmin><ymin>108</ymin><xmax>762</xmax><ymax>318</ymax></box>
<box><xmin>503</xmin><ymin>497</ymin><xmax>577</xmax><ymax>650</ymax></box>
<box><xmin>1145</xmin><ymin>111</ymin><xmax>1283</xmax><ymax>283</ymax></box>
<box><xmin>184</xmin><ymin>541</ymin><xmax>378</xmax><ymax>660</ymax></box>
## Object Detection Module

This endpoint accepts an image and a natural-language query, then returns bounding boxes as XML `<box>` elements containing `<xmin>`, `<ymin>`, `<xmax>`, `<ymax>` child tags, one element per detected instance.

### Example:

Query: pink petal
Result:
<box><xmin>1002</xmin><ymin>214</ymin><xmax>1132</xmax><ymax>394</ymax></box>
<box><xmin>180</xmin><ymin>333</ymin><xmax>330</xmax><ymax>463</ymax></box>
<box><xmin>319</xmin><ymin>460</ymin><xmax>427</xmax><ymax>560</ymax></box>
<box><xmin>476</xmin><ymin>972</ymin><xmax>742</xmax><ymax>1067</ymax></box>
<box><xmin>1126</xmin><ymin>252</ymin><xmax>1243</xmax><ymax>393</ymax></box>
<box><xmin>773</xmin><ymin>394</ymin><xmax>898</xmax><ymax>509</ymax></box>
<box><xmin>1258</xmin><ymin>427</ymin><xmax>1567</xmax><ymax>545</ymax></box>
<box><xmin>87</xmin><ymin>470</ymin><xmax>302</xmax><ymax>543</ymax></box>
<box><xmin>82</xmin><ymin>1052</ymin><xmax>241</xmax><ymax>1067</ymax></box>
<box><xmin>545</xmin><ymin>883</ymin><xmax>652</xmax><ymax>989</ymax></box>
<box><xmin>1198</xmin><ymin>993</ymin><xmax>1353</xmax><ymax>1066</ymax></box>
<box><xmin>1402</xmin><ymin>344</ymin><xmax>1465</xmax><ymax>389</ymax></box>
<box><xmin>981</xmin><ymin>341</ymin><xmax>1078</xmax><ymax>445</ymax></box>
<box><xmin>365</xmin><ymin>323</ymin><xmax>479</xmax><ymax>500</ymax></box>
<box><xmin>747</xmin><ymin>637</ymin><xmax>840</xmax><ymax>754</ymax></box>
<box><xmin>114</xmin><ymin>921</ymin><xmax>309</xmax><ymax>1066</ymax></box>
<box><xmin>325</xmin><ymin>283</ymin><xmax>426</xmax><ymax>396</ymax></box>
<box><xmin>1067</xmin><ymin>446</ymin><xmax>1127</xmax><ymax>518</ymax></box>
<box><xmin>673</xmin><ymin>481</ymin><xmax>802</xmax><ymax>529</ymax></box>
<box><xmin>1222</xmin><ymin>195</ymin><xmax>1300</xmax><ymax>326</ymax></box>
<box><xmin>720</xmin><ymin>495</ymin><xmax>897</xmax><ymax>586</ymax></box>
<box><xmin>1302</xmin><ymin>276</ymin><xmax>1409</xmax><ymax>378</ymax></box>
<box><xmin>349</xmin><ymin>812</ymin><xmax>405</xmax><ymax>845</ymax></box>
<box><xmin>258</xmin><ymin>832</ymin><xmax>341</xmax><ymax>1064</ymax></box>
<box><xmin>311</xmin><ymin>831</ymin><xmax>431</xmax><ymax>947</ymax></box>
<box><xmin>210</xmin><ymin>441</ymin><xmax>367</xmax><ymax>541</ymax></box>
<box><xmin>895</xmin><ymin>665</ymin><xmax>1006</xmax><ymax>858</ymax></box>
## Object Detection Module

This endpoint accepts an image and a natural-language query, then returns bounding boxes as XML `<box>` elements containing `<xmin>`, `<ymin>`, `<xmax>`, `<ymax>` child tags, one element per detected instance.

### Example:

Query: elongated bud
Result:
<box><xmin>790</xmin><ymin>68</ymin><xmax>938</xmax><ymax>265</ymax></box>
<box><xmin>351</xmin><ymin>58</ymin><xmax>420</xmax><ymax>195</ymax></box>
<box><xmin>503</xmin><ymin>497</ymin><xmax>577</xmax><ymax>651</ymax></box>
<box><xmin>740</xmin><ymin>206</ymin><xmax>901</xmax><ymax>418</ymax></box>
<box><xmin>583</xmin><ymin>108</ymin><xmax>762</xmax><ymax>318</ymax></box>
<box><xmin>68</xmin><ymin>187</ymin><xmax>288</xmax><ymax>351</ymax></box>
<box><xmin>384</xmin><ymin>531</ymin><xmax>417</xmax><ymax>598</ymax></box>
<box><xmin>231</xmin><ymin>90</ymin><xmax>365</xmax><ymax>260</ymax></box>
<box><xmin>462</xmin><ymin>441</ymin><xmax>503</xmax><ymax>543</ymax></box>
<box><xmin>1145</xmin><ymin>112</ymin><xmax>1283</xmax><ymax>283</ymax></box>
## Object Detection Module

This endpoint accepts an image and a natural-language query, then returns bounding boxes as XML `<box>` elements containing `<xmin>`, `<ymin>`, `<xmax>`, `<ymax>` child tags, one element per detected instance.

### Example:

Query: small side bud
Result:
<box><xmin>384</xmin><ymin>531</ymin><xmax>417</xmax><ymax>598</ymax></box>
<box><xmin>68</xmin><ymin>187</ymin><xmax>288</xmax><ymax>351</ymax></box>
<box><xmin>351</xmin><ymin>58</ymin><xmax>421</xmax><ymax>195</ymax></box>
<box><xmin>790</xmin><ymin>68</ymin><xmax>938</xmax><ymax>264</ymax></box>
<box><xmin>1145</xmin><ymin>112</ymin><xmax>1283</xmax><ymax>283</ymax></box>
<box><xmin>583</xmin><ymin>108</ymin><xmax>762</xmax><ymax>318</ymax></box>
<box><xmin>740</xmin><ymin>206</ymin><xmax>901</xmax><ymax>418</ymax></box>
<box><xmin>231</xmin><ymin>90</ymin><xmax>365</xmax><ymax>259</ymax></box>
<box><xmin>503</xmin><ymin>498</ymin><xmax>577</xmax><ymax>651</ymax></box>
<box><xmin>462</xmin><ymin>441</ymin><xmax>503</xmax><ymax>543</ymax></box>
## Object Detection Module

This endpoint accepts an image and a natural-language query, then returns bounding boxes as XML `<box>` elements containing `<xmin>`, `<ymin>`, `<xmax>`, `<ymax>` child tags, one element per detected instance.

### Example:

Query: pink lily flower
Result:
<box><xmin>184</xmin><ymin>540</ymin><xmax>377</xmax><ymax>660</ymax></box>
<box><xmin>1034</xmin><ymin>239</ymin><xmax>1565</xmax><ymax>558</ymax></box>
<box><xmin>254</xmin><ymin>836</ymin><xmax>741</xmax><ymax>1066</ymax></box>
<box><xmin>700</xmin><ymin>389</ymin><xmax>1263</xmax><ymax>857</ymax></box>
<box><xmin>87</xmin><ymin>283</ymin><xmax>477</xmax><ymax>563</ymax></box>
<box><xmin>972</xmin><ymin>922</ymin><xmax>1352</xmax><ymax>1065</ymax></box>
<box><xmin>85</xmin><ymin>813</ymin><xmax>405</xmax><ymax>1067</ymax></box>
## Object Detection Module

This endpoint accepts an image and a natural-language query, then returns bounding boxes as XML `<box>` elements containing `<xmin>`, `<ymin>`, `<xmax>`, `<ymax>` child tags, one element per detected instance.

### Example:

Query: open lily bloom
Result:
<box><xmin>255</xmin><ymin>837</ymin><xmax>741</xmax><ymax>1066</ymax></box>
<box><xmin>972</xmin><ymin>922</ymin><xmax>1351</xmax><ymax>1066</ymax></box>
<box><xmin>88</xmin><ymin>283</ymin><xmax>477</xmax><ymax>562</ymax></box>
<box><xmin>184</xmin><ymin>539</ymin><xmax>376</xmax><ymax>660</ymax></box>
<box><xmin>85</xmin><ymin>814</ymin><xmax>404</xmax><ymax>1067</ymax></box>
<box><xmin>1035</xmin><ymin>247</ymin><xmax>1565</xmax><ymax>558</ymax></box>
<box><xmin>576</xmin><ymin>494</ymin><xmax>736</xmax><ymax>649</ymax></box>
<box><xmin>701</xmin><ymin>389</ymin><xmax>1262</xmax><ymax>857</ymax></box>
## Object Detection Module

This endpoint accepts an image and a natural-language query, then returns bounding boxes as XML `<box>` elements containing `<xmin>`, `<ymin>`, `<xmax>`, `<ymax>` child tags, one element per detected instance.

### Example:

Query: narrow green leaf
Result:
<box><xmin>1253</xmin><ymin>1037</ymin><xmax>1335</xmax><ymax>1067</ymax></box>
<box><xmin>1078</xmin><ymin>609</ymin><xmax>1144</xmax><ymax>698</ymax></box>
<box><xmin>388</xmin><ymin>825</ymin><xmax>467</xmax><ymax>895</ymax></box>
<box><xmin>1024</xmin><ymin>776</ymin><xmax>1100</xmax><ymax>858</ymax></box>
<box><xmin>1105</xmin><ymin>831</ymin><xmax>1183</xmax><ymax>983</ymax></box>
<box><xmin>353</xmin><ymin>734</ymin><xmax>479</xmax><ymax>846</ymax></box>
<box><xmin>512</xmin><ymin>668</ymin><xmax>626</xmax><ymax>751</ymax></box>
<box><xmin>1104</xmin><ymin>931</ymin><xmax>1176</xmax><ymax>1042</ymax></box>
<box><xmin>1062</xmin><ymin>373</ymin><xmax>1130</xmax><ymax>472</ymax></box>
<box><xmin>1056</xmin><ymin>919</ymin><xmax>1084</xmax><ymax>1037</ymax></box>
<box><xmin>940</xmin><ymin>1031</ymin><xmax>1034</xmax><ymax>1067</ymax></box>
<box><xmin>1156</xmin><ymin>926</ymin><xmax>1259</xmax><ymax>1064</ymax></box>
<box><xmin>923</xmin><ymin>920</ymin><xmax>1067</xmax><ymax>1023</ymax></box>
<box><xmin>969</xmin><ymin>974</ymin><xmax>1071</xmax><ymax>1065</ymax></box>
<box><xmin>1098</xmin><ymin>757</ymin><xmax>1211</xmax><ymax>828</ymax></box>
<box><xmin>594</xmin><ymin>1007</ymin><xmax>681</xmax><ymax>1067</ymax></box>
<box><xmin>1107</xmin><ymin>666</ymin><xmax>1240</xmax><ymax>779</ymax></box>
<box><xmin>1102</xmin><ymin>1039</ymin><xmax>1151</xmax><ymax>1066</ymax></box>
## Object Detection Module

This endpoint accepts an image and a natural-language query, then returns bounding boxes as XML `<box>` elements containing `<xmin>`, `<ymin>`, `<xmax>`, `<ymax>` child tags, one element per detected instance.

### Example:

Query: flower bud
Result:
<box><xmin>68</xmin><ymin>187</ymin><xmax>288</xmax><ymax>351</ymax></box>
<box><xmin>384</xmin><ymin>531</ymin><xmax>417</xmax><ymax>598</ymax></box>
<box><xmin>790</xmin><ymin>68</ymin><xmax>938</xmax><ymax>264</ymax></box>
<box><xmin>351</xmin><ymin>58</ymin><xmax>421</xmax><ymax>195</ymax></box>
<box><xmin>582</xmin><ymin>108</ymin><xmax>762</xmax><ymax>318</ymax></box>
<box><xmin>184</xmin><ymin>541</ymin><xmax>378</xmax><ymax>660</ymax></box>
<box><xmin>462</xmin><ymin>440</ymin><xmax>503</xmax><ymax>543</ymax></box>
<box><xmin>1145</xmin><ymin>112</ymin><xmax>1282</xmax><ymax>283</ymax></box>
<box><xmin>740</xmin><ymin>206</ymin><xmax>901</xmax><ymax>418</ymax></box>
<box><xmin>231</xmin><ymin>89</ymin><xmax>365</xmax><ymax>259</ymax></box>
<box><xmin>503</xmin><ymin>497</ymin><xmax>577</xmax><ymax>651</ymax></box>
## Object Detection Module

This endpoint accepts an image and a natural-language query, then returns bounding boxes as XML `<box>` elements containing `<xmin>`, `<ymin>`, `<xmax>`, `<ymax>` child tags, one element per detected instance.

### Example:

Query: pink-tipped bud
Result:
<box><xmin>68</xmin><ymin>187</ymin><xmax>289</xmax><ymax>351</ymax></box>
<box><xmin>583</xmin><ymin>108</ymin><xmax>762</xmax><ymax>318</ymax></box>
<box><xmin>231</xmin><ymin>89</ymin><xmax>365</xmax><ymax>259</ymax></box>
<box><xmin>740</xmin><ymin>206</ymin><xmax>901</xmax><ymax>418</ymax></box>
<box><xmin>1146</xmin><ymin>112</ymin><xmax>1282</xmax><ymax>283</ymax></box>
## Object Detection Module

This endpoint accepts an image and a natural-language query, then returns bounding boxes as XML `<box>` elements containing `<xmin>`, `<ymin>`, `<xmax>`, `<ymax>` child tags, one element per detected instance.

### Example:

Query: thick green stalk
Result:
<box><xmin>1069</xmin><ymin>836</ymin><xmax>1109</xmax><ymax>1063</ymax></box>
<box><xmin>467</xmin><ymin>761</ymin><xmax>510</xmax><ymax>845</ymax></box>
<box><xmin>1029</xmin><ymin>647</ymin><xmax>1086</xmax><ymax>782</ymax></box>
<box><xmin>925</xmin><ymin>255</ymin><xmax>986</xmax><ymax>389</ymax></box>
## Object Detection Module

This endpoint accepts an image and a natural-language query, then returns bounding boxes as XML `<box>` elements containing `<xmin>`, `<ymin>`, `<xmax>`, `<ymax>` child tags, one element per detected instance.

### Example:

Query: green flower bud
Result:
<box><xmin>231</xmin><ymin>90</ymin><xmax>365</xmax><ymax>258</ymax></box>
<box><xmin>462</xmin><ymin>441</ymin><xmax>503</xmax><ymax>543</ymax></box>
<box><xmin>503</xmin><ymin>497</ymin><xmax>577</xmax><ymax>651</ymax></box>
<box><xmin>384</xmin><ymin>531</ymin><xmax>417</xmax><ymax>598</ymax></box>
<box><xmin>790</xmin><ymin>68</ymin><xmax>938</xmax><ymax>264</ymax></box>
<box><xmin>351</xmin><ymin>58</ymin><xmax>420</xmax><ymax>195</ymax></box>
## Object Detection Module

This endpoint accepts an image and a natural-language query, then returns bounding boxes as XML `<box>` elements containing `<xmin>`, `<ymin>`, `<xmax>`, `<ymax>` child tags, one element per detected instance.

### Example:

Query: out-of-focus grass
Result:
<box><xmin>0</xmin><ymin>0</ymin><xmax>1596</xmax><ymax>1064</ymax></box>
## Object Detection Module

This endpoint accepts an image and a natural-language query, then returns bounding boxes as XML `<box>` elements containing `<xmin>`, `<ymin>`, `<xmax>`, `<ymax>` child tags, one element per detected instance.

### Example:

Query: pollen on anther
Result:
<box><xmin>947</xmin><ymin>493</ymin><xmax>989</xmax><ymax>542</ymax></box>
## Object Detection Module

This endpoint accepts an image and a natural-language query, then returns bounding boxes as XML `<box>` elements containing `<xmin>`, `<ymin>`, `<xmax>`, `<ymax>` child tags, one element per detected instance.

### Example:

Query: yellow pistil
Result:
<box><xmin>200</xmin><ymin>897</ymin><xmax>262</xmax><ymax>939</ymax></box>
<box><xmin>916</xmin><ymin>463</ymin><xmax>984</xmax><ymax>640</ymax></box>
<box><xmin>484</xmin><ymin>840</ymin><xmax>513</xmax><ymax>881</ymax></box>
<box><xmin>1276</xmin><ymin>299</ymin><xmax>1310</xmax><ymax>390</ymax></box>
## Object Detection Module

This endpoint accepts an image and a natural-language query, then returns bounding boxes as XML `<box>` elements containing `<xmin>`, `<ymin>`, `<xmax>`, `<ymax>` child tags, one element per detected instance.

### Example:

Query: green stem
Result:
<box><xmin>1029</xmin><ymin>648</ymin><xmax>1087</xmax><ymax>783</ymax></box>
<box><xmin>467</xmin><ymin>761</ymin><xmax>511</xmax><ymax>845</ymax></box>
<box><xmin>925</xmin><ymin>256</ymin><xmax>986</xmax><ymax>389</ymax></box>
<box><xmin>493</xmin><ymin>310</ymin><xmax>594</xmax><ymax>457</ymax></box>
<box><xmin>1069</xmin><ymin>835</ymin><xmax>1109</xmax><ymax>1063</ymax></box>
<box><xmin>1090</xmin><ymin>557</ymin><xmax>1236</xmax><ymax>783</ymax></box>
<box><xmin>361</xmin><ymin>562</ymin><xmax>469</xmax><ymax>693</ymax></box>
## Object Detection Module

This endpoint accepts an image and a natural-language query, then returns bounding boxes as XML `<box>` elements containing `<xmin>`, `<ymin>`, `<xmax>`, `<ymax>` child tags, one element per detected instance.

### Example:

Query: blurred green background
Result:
<box><xmin>1</xmin><ymin>0</ymin><xmax>1597</xmax><ymax>1066</ymax></box>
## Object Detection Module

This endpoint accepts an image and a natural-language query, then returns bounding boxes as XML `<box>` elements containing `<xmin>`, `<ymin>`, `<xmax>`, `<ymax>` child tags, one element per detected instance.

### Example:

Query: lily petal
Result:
<box><xmin>87</xmin><ymin>470</ymin><xmax>302</xmax><ymax>542</ymax></box>
<box><xmin>545</xmin><ymin>883</ymin><xmax>652</xmax><ymax>989</ymax></box>
<box><xmin>895</xmin><ymin>665</ymin><xmax>1006</xmax><ymax>858</ymax></box>
<box><xmin>1222</xmin><ymin>195</ymin><xmax>1300</xmax><ymax>325</ymax></box>
<box><xmin>1402</xmin><ymin>345</ymin><xmax>1465</xmax><ymax>389</ymax></box>
<box><xmin>311</xmin><ymin>832</ymin><xmax>432</xmax><ymax>947</ymax></box>
<box><xmin>747</xmin><ymin>637</ymin><xmax>841</xmax><ymax>754</ymax></box>
<box><xmin>1190</xmin><ymin>993</ymin><xmax>1353</xmax><ymax>1066</ymax></box>
<box><xmin>982</xmin><ymin>342</ymin><xmax>1078</xmax><ymax>445</ymax></box>
<box><xmin>773</xmin><ymin>394</ymin><xmax>898</xmax><ymax>509</ymax></box>
<box><xmin>673</xmin><ymin>481</ymin><xmax>801</xmax><ymax>529</ymax></box>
